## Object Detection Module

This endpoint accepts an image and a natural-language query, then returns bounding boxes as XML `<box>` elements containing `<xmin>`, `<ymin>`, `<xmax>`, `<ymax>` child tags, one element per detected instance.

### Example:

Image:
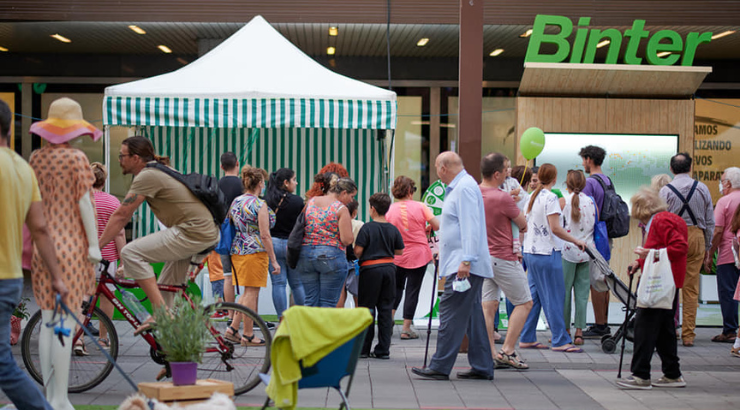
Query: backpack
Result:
<box><xmin>146</xmin><ymin>163</ymin><xmax>228</xmax><ymax>226</ymax></box>
<box><xmin>590</xmin><ymin>175</ymin><xmax>630</xmax><ymax>238</ymax></box>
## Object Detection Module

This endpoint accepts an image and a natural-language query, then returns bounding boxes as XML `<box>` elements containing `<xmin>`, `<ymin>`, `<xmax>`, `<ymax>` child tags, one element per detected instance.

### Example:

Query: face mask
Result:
<box><xmin>261</xmin><ymin>185</ymin><xmax>266</xmax><ymax>197</ymax></box>
<box><xmin>719</xmin><ymin>181</ymin><xmax>724</xmax><ymax>195</ymax></box>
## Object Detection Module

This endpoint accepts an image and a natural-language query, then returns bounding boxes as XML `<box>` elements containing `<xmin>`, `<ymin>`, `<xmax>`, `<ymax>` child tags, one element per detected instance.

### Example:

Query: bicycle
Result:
<box><xmin>20</xmin><ymin>259</ymin><xmax>272</xmax><ymax>395</ymax></box>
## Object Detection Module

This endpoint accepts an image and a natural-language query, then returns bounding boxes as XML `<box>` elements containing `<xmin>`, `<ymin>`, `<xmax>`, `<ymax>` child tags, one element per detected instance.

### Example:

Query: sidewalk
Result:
<box><xmin>5</xmin><ymin>323</ymin><xmax>740</xmax><ymax>410</ymax></box>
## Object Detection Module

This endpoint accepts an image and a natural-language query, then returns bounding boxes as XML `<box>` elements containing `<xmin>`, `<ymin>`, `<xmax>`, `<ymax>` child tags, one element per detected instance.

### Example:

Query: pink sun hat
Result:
<box><xmin>29</xmin><ymin>97</ymin><xmax>102</xmax><ymax>144</ymax></box>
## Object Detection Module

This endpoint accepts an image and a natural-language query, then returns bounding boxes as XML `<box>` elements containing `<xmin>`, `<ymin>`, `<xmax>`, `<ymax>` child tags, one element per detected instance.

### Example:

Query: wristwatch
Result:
<box><xmin>462</xmin><ymin>261</ymin><xmax>471</xmax><ymax>266</ymax></box>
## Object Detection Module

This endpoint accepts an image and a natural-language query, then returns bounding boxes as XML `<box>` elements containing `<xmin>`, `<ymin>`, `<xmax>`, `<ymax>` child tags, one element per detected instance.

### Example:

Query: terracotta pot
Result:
<box><xmin>10</xmin><ymin>316</ymin><xmax>21</xmax><ymax>346</ymax></box>
<box><xmin>170</xmin><ymin>362</ymin><xmax>198</xmax><ymax>386</ymax></box>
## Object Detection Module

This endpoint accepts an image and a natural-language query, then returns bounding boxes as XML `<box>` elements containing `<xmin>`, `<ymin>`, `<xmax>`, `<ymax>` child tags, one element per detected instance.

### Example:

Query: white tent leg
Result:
<box><xmin>104</xmin><ymin>125</ymin><xmax>110</xmax><ymax>193</ymax></box>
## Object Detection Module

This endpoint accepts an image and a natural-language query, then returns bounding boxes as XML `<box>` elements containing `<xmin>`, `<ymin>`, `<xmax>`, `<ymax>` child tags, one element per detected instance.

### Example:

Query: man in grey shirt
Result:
<box><xmin>659</xmin><ymin>152</ymin><xmax>715</xmax><ymax>347</ymax></box>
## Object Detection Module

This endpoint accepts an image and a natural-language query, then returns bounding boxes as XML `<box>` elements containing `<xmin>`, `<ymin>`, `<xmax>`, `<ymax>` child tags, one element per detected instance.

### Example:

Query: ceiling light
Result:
<box><xmin>327</xmin><ymin>46</ymin><xmax>336</xmax><ymax>55</ymax></box>
<box><xmin>417</xmin><ymin>38</ymin><xmax>429</xmax><ymax>47</ymax></box>
<box><xmin>158</xmin><ymin>45</ymin><xmax>172</xmax><ymax>53</ymax></box>
<box><xmin>656</xmin><ymin>51</ymin><xmax>672</xmax><ymax>57</ymax></box>
<box><xmin>329</xmin><ymin>26</ymin><xmax>338</xmax><ymax>36</ymax></box>
<box><xmin>489</xmin><ymin>48</ymin><xmax>504</xmax><ymax>57</ymax></box>
<box><xmin>0</xmin><ymin>46</ymin><xmax>7</xmax><ymax>52</ymax></box>
<box><xmin>596</xmin><ymin>40</ymin><xmax>610</xmax><ymax>48</ymax></box>
<box><xmin>712</xmin><ymin>30</ymin><xmax>736</xmax><ymax>40</ymax></box>
<box><xmin>128</xmin><ymin>25</ymin><xmax>146</xmax><ymax>35</ymax></box>
<box><xmin>519</xmin><ymin>29</ymin><xmax>533</xmax><ymax>38</ymax></box>
<box><xmin>50</xmin><ymin>34</ymin><xmax>71</xmax><ymax>43</ymax></box>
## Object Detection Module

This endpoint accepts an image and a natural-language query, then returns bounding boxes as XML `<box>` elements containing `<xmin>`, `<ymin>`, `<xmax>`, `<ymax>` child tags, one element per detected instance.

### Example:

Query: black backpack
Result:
<box><xmin>146</xmin><ymin>163</ymin><xmax>228</xmax><ymax>226</ymax></box>
<box><xmin>590</xmin><ymin>175</ymin><xmax>630</xmax><ymax>238</ymax></box>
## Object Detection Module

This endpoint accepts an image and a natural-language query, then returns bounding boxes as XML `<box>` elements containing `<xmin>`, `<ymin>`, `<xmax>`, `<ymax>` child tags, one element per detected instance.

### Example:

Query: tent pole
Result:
<box><xmin>104</xmin><ymin>125</ymin><xmax>110</xmax><ymax>193</ymax></box>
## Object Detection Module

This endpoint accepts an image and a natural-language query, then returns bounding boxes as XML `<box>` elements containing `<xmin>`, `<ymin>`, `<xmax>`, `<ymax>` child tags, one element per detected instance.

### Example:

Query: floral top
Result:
<box><xmin>230</xmin><ymin>193</ymin><xmax>275</xmax><ymax>255</ymax></box>
<box><xmin>561</xmin><ymin>192</ymin><xmax>596</xmax><ymax>263</ymax></box>
<box><xmin>303</xmin><ymin>198</ymin><xmax>345</xmax><ymax>250</ymax></box>
<box><xmin>523</xmin><ymin>189</ymin><xmax>562</xmax><ymax>256</ymax></box>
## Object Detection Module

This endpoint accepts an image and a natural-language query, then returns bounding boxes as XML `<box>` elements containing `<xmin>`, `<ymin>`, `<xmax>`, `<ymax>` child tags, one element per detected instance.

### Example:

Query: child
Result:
<box><xmin>336</xmin><ymin>199</ymin><xmax>363</xmax><ymax>308</ymax></box>
<box><xmin>207</xmin><ymin>251</ymin><xmax>226</xmax><ymax>317</ymax></box>
<box><xmin>354</xmin><ymin>193</ymin><xmax>405</xmax><ymax>359</ymax></box>
<box><xmin>500</xmin><ymin>159</ymin><xmax>529</xmax><ymax>258</ymax></box>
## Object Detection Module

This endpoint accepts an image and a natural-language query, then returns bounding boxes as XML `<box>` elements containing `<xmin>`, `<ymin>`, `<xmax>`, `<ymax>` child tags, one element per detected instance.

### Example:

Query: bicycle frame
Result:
<box><xmin>76</xmin><ymin>267</ymin><xmax>232</xmax><ymax>357</ymax></box>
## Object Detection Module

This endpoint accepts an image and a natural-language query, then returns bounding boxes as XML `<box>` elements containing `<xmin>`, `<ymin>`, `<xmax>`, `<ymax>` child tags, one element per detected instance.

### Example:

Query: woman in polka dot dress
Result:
<box><xmin>28</xmin><ymin>97</ymin><xmax>102</xmax><ymax>410</ymax></box>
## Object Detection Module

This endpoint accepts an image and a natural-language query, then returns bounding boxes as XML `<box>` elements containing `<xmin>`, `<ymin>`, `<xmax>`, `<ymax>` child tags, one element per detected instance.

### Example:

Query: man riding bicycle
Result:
<box><xmin>99</xmin><ymin>136</ymin><xmax>218</xmax><ymax>330</ymax></box>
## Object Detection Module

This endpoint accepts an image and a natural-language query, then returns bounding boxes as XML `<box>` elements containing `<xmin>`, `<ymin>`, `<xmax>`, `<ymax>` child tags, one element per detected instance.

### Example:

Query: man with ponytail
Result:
<box><xmin>99</xmin><ymin>136</ymin><xmax>219</xmax><ymax>328</ymax></box>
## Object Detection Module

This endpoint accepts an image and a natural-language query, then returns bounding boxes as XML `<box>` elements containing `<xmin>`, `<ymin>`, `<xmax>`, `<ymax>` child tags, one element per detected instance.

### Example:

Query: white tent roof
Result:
<box><xmin>105</xmin><ymin>16</ymin><xmax>395</xmax><ymax>102</ymax></box>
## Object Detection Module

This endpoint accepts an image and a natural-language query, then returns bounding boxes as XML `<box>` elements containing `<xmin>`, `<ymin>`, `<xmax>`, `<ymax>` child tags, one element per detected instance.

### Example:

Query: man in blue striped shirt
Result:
<box><xmin>412</xmin><ymin>152</ymin><xmax>494</xmax><ymax>381</ymax></box>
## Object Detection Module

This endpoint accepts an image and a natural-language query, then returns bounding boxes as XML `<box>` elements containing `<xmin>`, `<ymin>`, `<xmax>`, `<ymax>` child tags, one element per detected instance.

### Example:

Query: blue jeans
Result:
<box><xmin>717</xmin><ymin>263</ymin><xmax>740</xmax><ymax>334</ymax></box>
<box><xmin>521</xmin><ymin>252</ymin><xmax>572</xmax><ymax>347</ymax></box>
<box><xmin>0</xmin><ymin>279</ymin><xmax>53</xmax><ymax>410</ymax></box>
<box><xmin>297</xmin><ymin>245</ymin><xmax>348</xmax><ymax>308</ymax></box>
<box><xmin>270</xmin><ymin>237</ymin><xmax>306</xmax><ymax>318</ymax></box>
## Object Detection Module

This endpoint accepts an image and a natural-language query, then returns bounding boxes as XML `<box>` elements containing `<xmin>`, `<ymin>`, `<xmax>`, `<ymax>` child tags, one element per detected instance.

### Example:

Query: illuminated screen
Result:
<box><xmin>535</xmin><ymin>133</ymin><xmax>679</xmax><ymax>205</ymax></box>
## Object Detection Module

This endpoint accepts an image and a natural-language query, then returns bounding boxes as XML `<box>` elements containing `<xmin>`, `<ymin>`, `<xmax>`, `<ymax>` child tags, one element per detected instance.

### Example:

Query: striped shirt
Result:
<box><xmin>94</xmin><ymin>190</ymin><xmax>122</xmax><ymax>262</ymax></box>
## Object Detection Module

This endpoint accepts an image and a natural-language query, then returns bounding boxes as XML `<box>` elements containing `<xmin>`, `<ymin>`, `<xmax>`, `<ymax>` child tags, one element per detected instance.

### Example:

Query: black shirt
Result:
<box><xmin>269</xmin><ymin>193</ymin><xmax>305</xmax><ymax>239</ymax></box>
<box><xmin>219</xmin><ymin>175</ymin><xmax>243</xmax><ymax>208</ymax></box>
<box><xmin>355</xmin><ymin>221</ymin><xmax>404</xmax><ymax>264</ymax></box>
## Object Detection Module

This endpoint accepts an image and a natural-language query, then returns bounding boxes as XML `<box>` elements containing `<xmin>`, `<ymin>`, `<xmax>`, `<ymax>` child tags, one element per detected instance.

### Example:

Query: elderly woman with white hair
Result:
<box><xmin>617</xmin><ymin>187</ymin><xmax>688</xmax><ymax>390</ymax></box>
<box><xmin>705</xmin><ymin>167</ymin><xmax>740</xmax><ymax>344</ymax></box>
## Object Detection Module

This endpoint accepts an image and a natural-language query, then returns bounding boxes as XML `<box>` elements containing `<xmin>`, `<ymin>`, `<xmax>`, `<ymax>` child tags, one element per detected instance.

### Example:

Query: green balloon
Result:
<box><xmin>521</xmin><ymin>127</ymin><xmax>546</xmax><ymax>160</ymax></box>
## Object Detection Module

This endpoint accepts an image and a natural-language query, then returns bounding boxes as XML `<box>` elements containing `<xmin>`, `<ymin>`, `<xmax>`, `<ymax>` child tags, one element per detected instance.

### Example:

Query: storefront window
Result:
<box><xmin>447</xmin><ymin>95</ymin><xmax>516</xmax><ymax>161</ymax></box>
<box><xmin>694</xmin><ymin>98</ymin><xmax>740</xmax><ymax>202</ymax></box>
<box><xmin>392</xmin><ymin>96</ymin><xmax>423</xmax><ymax>200</ymax></box>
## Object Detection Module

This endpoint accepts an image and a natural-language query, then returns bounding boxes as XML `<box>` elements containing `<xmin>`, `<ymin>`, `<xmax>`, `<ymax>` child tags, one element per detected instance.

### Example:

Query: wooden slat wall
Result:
<box><xmin>3</xmin><ymin>1</ymin><xmax>740</xmax><ymax>25</ymax></box>
<box><xmin>515</xmin><ymin>97</ymin><xmax>694</xmax><ymax>295</ymax></box>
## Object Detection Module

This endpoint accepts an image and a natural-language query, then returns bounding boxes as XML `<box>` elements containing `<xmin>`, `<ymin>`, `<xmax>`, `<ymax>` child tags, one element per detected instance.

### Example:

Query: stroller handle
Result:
<box><xmin>584</xmin><ymin>247</ymin><xmax>596</xmax><ymax>260</ymax></box>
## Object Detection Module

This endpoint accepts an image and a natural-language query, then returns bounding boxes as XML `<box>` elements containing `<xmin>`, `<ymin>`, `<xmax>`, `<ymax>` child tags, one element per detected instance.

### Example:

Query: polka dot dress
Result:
<box><xmin>29</xmin><ymin>144</ymin><xmax>96</xmax><ymax>311</ymax></box>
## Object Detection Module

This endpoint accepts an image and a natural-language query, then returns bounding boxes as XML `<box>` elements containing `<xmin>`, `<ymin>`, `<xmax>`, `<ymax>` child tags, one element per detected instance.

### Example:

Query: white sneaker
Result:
<box><xmin>652</xmin><ymin>376</ymin><xmax>686</xmax><ymax>388</ymax></box>
<box><xmin>616</xmin><ymin>375</ymin><xmax>652</xmax><ymax>390</ymax></box>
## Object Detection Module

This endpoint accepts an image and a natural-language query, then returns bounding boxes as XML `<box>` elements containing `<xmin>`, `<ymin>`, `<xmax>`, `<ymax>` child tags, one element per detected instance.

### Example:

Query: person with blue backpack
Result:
<box><xmin>579</xmin><ymin>145</ymin><xmax>630</xmax><ymax>339</ymax></box>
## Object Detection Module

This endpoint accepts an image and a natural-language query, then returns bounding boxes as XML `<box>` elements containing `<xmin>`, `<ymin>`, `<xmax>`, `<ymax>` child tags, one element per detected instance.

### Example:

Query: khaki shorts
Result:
<box><xmin>482</xmin><ymin>256</ymin><xmax>532</xmax><ymax>306</ymax></box>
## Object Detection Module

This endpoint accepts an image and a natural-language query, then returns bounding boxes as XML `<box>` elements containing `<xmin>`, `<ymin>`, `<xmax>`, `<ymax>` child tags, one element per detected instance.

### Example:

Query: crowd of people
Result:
<box><xmin>4</xmin><ymin>97</ymin><xmax>740</xmax><ymax>410</ymax></box>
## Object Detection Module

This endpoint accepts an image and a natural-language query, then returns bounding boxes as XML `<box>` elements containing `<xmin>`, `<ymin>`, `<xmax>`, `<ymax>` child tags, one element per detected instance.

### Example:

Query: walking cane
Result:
<box><xmin>423</xmin><ymin>256</ymin><xmax>439</xmax><ymax>368</ymax></box>
<box><xmin>618</xmin><ymin>268</ymin><xmax>635</xmax><ymax>379</ymax></box>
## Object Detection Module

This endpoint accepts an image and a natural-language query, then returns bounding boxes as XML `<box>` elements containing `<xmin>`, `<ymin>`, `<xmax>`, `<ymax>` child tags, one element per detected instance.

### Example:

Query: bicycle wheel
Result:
<box><xmin>21</xmin><ymin>305</ymin><xmax>119</xmax><ymax>393</ymax></box>
<box><xmin>200</xmin><ymin>302</ymin><xmax>272</xmax><ymax>395</ymax></box>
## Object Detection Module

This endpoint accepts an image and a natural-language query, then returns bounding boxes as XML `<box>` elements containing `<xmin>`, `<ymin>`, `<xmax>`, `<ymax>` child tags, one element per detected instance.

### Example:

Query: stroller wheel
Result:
<box><xmin>602</xmin><ymin>338</ymin><xmax>617</xmax><ymax>354</ymax></box>
<box><xmin>601</xmin><ymin>334</ymin><xmax>612</xmax><ymax>344</ymax></box>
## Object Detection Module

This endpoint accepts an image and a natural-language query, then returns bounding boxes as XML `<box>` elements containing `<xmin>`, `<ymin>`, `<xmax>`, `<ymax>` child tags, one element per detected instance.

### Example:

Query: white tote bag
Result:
<box><xmin>636</xmin><ymin>248</ymin><xmax>676</xmax><ymax>310</ymax></box>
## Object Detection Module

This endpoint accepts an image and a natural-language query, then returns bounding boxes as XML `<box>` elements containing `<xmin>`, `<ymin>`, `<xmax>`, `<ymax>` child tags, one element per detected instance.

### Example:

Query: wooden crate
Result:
<box><xmin>138</xmin><ymin>379</ymin><xmax>234</xmax><ymax>404</ymax></box>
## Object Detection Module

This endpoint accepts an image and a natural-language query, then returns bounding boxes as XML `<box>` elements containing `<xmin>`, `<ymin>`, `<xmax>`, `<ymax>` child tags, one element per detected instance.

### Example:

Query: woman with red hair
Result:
<box><xmin>306</xmin><ymin>162</ymin><xmax>349</xmax><ymax>199</ymax></box>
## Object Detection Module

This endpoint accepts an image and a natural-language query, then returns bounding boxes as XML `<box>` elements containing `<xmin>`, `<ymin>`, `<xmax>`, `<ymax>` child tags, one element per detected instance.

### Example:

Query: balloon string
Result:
<box><xmin>520</xmin><ymin>160</ymin><xmax>528</xmax><ymax>187</ymax></box>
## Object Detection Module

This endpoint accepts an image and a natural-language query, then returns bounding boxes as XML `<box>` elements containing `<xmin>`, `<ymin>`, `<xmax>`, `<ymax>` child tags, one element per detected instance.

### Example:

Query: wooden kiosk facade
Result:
<box><xmin>515</xmin><ymin>62</ymin><xmax>711</xmax><ymax>286</ymax></box>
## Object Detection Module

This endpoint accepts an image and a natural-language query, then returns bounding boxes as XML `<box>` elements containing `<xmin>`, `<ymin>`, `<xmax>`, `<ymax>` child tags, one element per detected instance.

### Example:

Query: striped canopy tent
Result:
<box><xmin>102</xmin><ymin>15</ymin><xmax>397</xmax><ymax>236</ymax></box>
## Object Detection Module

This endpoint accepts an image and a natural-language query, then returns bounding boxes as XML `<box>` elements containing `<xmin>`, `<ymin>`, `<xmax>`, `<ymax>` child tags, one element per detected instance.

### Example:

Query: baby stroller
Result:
<box><xmin>585</xmin><ymin>246</ymin><xmax>637</xmax><ymax>354</ymax></box>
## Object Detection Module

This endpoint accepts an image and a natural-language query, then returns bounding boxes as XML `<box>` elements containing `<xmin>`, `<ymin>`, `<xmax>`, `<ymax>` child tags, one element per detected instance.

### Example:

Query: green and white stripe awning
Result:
<box><xmin>103</xmin><ymin>96</ymin><xmax>396</xmax><ymax>130</ymax></box>
<box><xmin>134</xmin><ymin>126</ymin><xmax>383</xmax><ymax>238</ymax></box>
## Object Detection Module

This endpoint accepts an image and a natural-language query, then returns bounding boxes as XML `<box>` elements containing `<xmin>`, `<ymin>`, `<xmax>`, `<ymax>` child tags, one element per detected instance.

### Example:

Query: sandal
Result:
<box><xmin>224</xmin><ymin>326</ymin><xmax>242</xmax><ymax>343</ymax></box>
<box><xmin>495</xmin><ymin>349</ymin><xmax>529</xmax><ymax>370</ymax></box>
<box><xmin>400</xmin><ymin>330</ymin><xmax>419</xmax><ymax>340</ymax></box>
<box><xmin>133</xmin><ymin>318</ymin><xmax>155</xmax><ymax>336</ymax></box>
<box><xmin>519</xmin><ymin>342</ymin><xmax>549</xmax><ymax>349</ymax></box>
<box><xmin>573</xmin><ymin>335</ymin><xmax>584</xmax><ymax>346</ymax></box>
<box><xmin>242</xmin><ymin>334</ymin><xmax>266</xmax><ymax>346</ymax></box>
<box><xmin>98</xmin><ymin>338</ymin><xmax>110</xmax><ymax>350</ymax></box>
<box><xmin>74</xmin><ymin>340</ymin><xmax>89</xmax><ymax>356</ymax></box>
<box><xmin>712</xmin><ymin>333</ymin><xmax>736</xmax><ymax>343</ymax></box>
<box><xmin>552</xmin><ymin>344</ymin><xmax>583</xmax><ymax>353</ymax></box>
<box><xmin>731</xmin><ymin>347</ymin><xmax>740</xmax><ymax>358</ymax></box>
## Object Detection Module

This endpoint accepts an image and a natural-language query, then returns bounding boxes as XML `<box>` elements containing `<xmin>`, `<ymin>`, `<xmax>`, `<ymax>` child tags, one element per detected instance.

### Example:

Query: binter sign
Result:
<box><xmin>524</xmin><ymin>15</ymin><xmax>712</xmax><ymax>66</ymax></box>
